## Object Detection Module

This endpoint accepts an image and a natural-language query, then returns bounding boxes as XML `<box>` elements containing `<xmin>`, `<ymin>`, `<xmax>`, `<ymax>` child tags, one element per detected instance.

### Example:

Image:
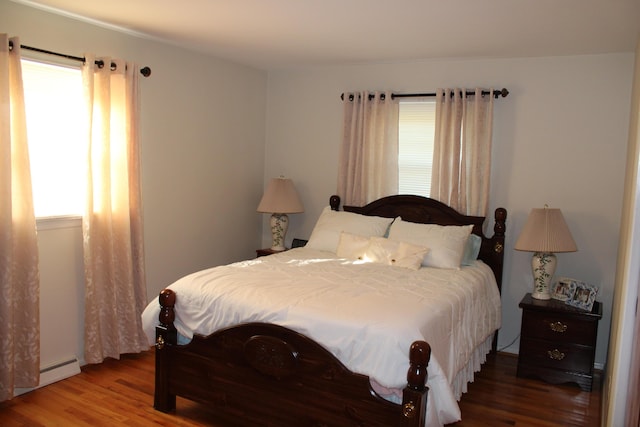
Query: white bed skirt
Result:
<box><xmin>451</xmin><ymin>335</ymin><xmax>493</xmax><ymax>400</ymax></box>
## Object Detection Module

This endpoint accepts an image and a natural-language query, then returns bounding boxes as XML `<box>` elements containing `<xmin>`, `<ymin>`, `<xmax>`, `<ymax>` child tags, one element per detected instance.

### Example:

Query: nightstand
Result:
<box><xmin>517</xmin><ymin>293</ymin><xmax>602</xmax><ymax>391</ymax></box>
<box><xmin>256</xmin><ymin>248</ymin><xmax>287</xmax><ymax>257</ymax></box>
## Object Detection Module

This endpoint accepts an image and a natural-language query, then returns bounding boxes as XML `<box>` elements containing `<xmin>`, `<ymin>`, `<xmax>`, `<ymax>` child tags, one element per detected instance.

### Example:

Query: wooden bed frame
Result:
<box><xmin>153</xmin><ymin>195</ymin><xmax>507</xmax><ymax>426</ymax></box>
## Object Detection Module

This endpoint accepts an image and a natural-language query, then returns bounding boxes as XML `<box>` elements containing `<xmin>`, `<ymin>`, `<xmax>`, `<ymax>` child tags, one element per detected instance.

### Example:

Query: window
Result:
<box><xmin>398</xmin><ymin>100</ymin><xmax>436</xmax><ymax>197</ymax></box>
<box><xmin>21</xmin><ymin>59</ymin><xmax>85</xmax><ymax>218</ymax></box>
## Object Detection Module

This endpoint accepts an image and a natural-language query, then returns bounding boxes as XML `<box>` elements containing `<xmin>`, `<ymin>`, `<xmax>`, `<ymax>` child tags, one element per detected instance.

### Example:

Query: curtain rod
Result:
<box><xmin>341</xmin><ymin>88</ymin><xmax>509</xmax><ymax>101</ymax></box>
<box><xmin>7</xmin><ymin>40</ymin><xmax>151</xmax><ymax>77</ymax></box>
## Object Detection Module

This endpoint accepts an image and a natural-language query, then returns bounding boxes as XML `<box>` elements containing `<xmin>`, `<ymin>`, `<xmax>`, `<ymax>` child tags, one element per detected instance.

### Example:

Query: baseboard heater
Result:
<box><xmin>14</xmin><ymin>357</ymin><xmax>81</xmax><ymax>397</ymax></box>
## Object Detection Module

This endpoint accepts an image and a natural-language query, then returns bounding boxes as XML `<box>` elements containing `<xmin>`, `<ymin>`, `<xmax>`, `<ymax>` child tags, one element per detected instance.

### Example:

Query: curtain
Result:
<box><xmin>0</xmin><ymin>35</ymin><xmax>40</xmax><ymax>401</ymax></box>
<box><xmin>82</xmin><ymin>54</ymin><xmax>148</xmax><ymax>364</ymax></box>
<box><xmin>431</xmin><ymin>88</ymin><xmax>494</xmax><ymax>216</ymax></box>
<box><xmin>337</xmin><ymin>91</ymin><xmax>399</xmax><ymax>206</ymax></box>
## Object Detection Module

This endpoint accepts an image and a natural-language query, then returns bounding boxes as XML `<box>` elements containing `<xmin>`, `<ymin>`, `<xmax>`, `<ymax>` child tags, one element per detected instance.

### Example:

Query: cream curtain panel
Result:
<box><xmin>0</xmin><ymin>35</ymin><xmax>40</xmax><ymax>401</ymax></box>
<box><xmin>82</xmin><ymin>55</ymin><xmax>148</xmax><ymax>364</ymax></box>
<box><xmin>337</xmin><ymin>91</ymin><xmax>399</xmax><ymax>206</ymax></box>
<box><xmin>431</xmin><ymin>88</ymin><xmax>494</xmax><ymax>216</ymax></box>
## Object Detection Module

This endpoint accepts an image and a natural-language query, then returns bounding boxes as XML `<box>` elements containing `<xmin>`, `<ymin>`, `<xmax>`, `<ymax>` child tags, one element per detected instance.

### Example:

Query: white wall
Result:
<box><xmin>1</xmin><ymin>0</ymin><xmax>268</xmax><ymax>367</ymax></box>
<box><xmin>265</xmin><ymin>53</ymin><xmax>635</xmax><ymax>367</ymax></box>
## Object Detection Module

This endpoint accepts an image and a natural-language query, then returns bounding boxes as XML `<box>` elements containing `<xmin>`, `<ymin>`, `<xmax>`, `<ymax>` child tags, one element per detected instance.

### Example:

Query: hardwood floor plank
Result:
<box><xmin>0</xmin><ymin>350</ymin><xmax>601</xmax><ymax>426</ymax></box>
<box><xmin>448</xmin><ymin>353</ymin><xmax>601</xmax><ymax>426</ymax></box>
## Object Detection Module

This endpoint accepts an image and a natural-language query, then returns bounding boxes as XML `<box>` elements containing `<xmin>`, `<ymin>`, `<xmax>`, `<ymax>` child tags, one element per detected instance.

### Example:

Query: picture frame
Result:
<box><xmin>551</xmin><ymin>277</ymin><xmax>578</xmax><ymax>301</ymax></box>
<box><xmin>566</xmin><ymin>281</ymin><xmax>598</xmax><ymax>311</ymax></box>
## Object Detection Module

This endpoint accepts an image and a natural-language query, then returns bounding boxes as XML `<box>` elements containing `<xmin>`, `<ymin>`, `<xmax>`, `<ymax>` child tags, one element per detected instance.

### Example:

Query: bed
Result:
<box><xmin>143</xmin><ymin>194</ymin><xmax>507</xmax><ymax>427</ymax></box>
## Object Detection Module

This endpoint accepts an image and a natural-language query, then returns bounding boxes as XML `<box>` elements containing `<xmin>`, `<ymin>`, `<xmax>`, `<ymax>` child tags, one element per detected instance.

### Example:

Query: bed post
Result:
<box><xmin>489</xmin><ymin>208</ymin><xmax>507</xmax><ymax>353</ymax></box>
<box><xmin>492</xmin><ymin>207</ymin><xmax>507</xmax><ymax>294</ymax></box>
<box><xmin>154</xmin><ymin>289</ymin><xmax>177</xmax><ymax>412</ymax></box>
<box><xmin>330</xmin><ymin>195</ymin><xmax>341</xmax><ymax>211</ymax></box>
<box><xmin>401</xmin><ymin>341</ymin><xmax>431</xmax><ymax>427</ymax></box>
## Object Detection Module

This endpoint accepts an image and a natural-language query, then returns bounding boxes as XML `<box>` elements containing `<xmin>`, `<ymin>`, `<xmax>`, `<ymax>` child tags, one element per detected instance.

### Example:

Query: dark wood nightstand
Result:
<box><xmin>517</xmin><ymin>293</ymin><xmax>602</xmax><ymax>391</ymax></box>
<box><xmin>256</xmin><ymin>248</ymin><xmax>288</xmax><ymax>258</ymax></box>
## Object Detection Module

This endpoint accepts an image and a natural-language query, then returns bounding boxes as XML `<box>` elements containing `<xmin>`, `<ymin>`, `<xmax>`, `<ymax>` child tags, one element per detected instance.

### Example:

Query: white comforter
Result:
<box><xmin>141</xmin><ymin>247</ymin><xmax>501</xmax><ymax>426</ymax></box>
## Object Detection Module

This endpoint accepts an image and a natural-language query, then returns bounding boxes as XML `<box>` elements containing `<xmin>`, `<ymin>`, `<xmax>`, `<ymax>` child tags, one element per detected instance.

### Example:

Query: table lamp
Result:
<box><xmin>514</xmin><ymin>206</ymin><xmax>577</xmax><ymax>300</ymax></box>
<box><xmin>257</xmin><ymin>177</ymin><xmax>304</xmax><ymax>251</ymax></box>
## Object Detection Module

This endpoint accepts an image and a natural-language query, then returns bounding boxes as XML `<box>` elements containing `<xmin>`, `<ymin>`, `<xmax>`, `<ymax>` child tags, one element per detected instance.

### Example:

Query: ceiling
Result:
<box><xmin>13</xmin><ymin>0</ymin><xmax>640</xmax><ymax>70</ymax></box>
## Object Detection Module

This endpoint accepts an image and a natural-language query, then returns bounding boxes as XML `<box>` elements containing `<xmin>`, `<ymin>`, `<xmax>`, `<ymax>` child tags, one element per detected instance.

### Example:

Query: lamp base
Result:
<box><xmin>530</xmin><ymin>252</ymin><xmax>556</xmax><ymax>300</ymax></box>
<box><xmin>269</xmin><ymin>213</ymin><xmax>289</xmax><ymax>251</ymax></box>
<box><xmin>531</xmin><ymin>290</ymin><xmax>552</xmax><ymax>300</ymax></box>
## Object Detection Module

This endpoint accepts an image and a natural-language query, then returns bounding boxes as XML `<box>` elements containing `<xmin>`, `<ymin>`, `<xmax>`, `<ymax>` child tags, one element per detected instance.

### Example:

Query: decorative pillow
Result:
<box><xmin>306</xmin><ymin>207</ymin><xmax>394</xmax><ymax>253</ymax></box>
<box><xmin>336</xmin><ymin>232</ymin><xmax>370</xmax><ymax>259</ymax></box>
<box><xmin>362</xmin><ymin>236</ymin><xmax>396</xmax><ymax>264</ymax></box>
<box><xmin>388</xmin><ymin>219</ymin><xmax>473</xmax><ymax>269</ymax></box>
<box><xmin>461</xmin><ymin>234</ymin><xmax>482</xmax><ymax>266</ymax></box>
<box><xmin>363</xmin><ymin>237</ymin><xmax>429</xmax><ymax>270</ymax></box>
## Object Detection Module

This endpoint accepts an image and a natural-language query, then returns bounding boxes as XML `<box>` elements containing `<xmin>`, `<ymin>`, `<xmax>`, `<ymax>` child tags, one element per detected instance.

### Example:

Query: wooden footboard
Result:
<box><xmin>154</xmin><ymin>289</ymin><xmax>431</xmax><ymax>426</ymax></box>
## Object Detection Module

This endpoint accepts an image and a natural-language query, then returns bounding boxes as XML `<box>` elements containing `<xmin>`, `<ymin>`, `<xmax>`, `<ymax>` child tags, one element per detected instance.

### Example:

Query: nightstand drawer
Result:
<box><xmin>521</xmin><ymin>311</ymin><xmax>597</xmax><ymax>345</ymax></box>
<box><xmin>519</xmin><ymin>337</ymin><xmax>595</xmax><ymax>374</ymax></box>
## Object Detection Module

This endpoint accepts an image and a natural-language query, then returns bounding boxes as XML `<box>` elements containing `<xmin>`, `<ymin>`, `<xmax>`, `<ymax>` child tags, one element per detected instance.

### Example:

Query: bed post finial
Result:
<box><xmin>330</xmin><ymin>195</ymin><xmax>341</xmax><ymax>211</ymax></box>
<box><xmin>407</xmin><ymin>341</ymin><xmax>430</xmax><ymax>391</ymax></box>
<box><xmin>158</xmin><ymin>289</ymin><xmax>177</xmax><ymax>330</ymax></box>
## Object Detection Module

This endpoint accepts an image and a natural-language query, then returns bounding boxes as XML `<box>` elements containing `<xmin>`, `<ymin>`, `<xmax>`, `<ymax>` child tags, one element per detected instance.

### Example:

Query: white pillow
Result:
<box><xmin>336</xmin><ymin>232</ymin><xmax>370</xmax><ymax>259</ymax></box>
<box><xmin>388</xmin><ymin>219</ymin><xmax>473</xmax><ymax>269</ymax></box>
<box><xmin>461</xmin><ymin>234</ymin><xmax>482</xmax><ymax>266</ymax></box>
<box><xmin>364</xmin><ymin>237</ymin><xmax>429</xmax><ymax>270</ymax></box>
<box><xmin>306</xmin><ymin>207</ymin><xmax>394</xmax><ymax>253</ymax></box>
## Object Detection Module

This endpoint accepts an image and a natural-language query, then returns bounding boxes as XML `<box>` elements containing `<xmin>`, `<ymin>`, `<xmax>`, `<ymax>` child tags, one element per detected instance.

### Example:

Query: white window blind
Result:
<box><xmin>398</xmin><ymin>100</ymin><xmax>436</xmax><ymax>197</ymax></box>
<box><xmin>21</xmin><ymin>59</ymin><xmax>85</xmax><ymax>218</ymax></box>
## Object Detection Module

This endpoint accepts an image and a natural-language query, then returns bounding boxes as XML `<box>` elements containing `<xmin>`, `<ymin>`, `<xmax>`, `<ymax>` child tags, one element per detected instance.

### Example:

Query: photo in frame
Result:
<box><xmin>551</xmin><ymin>277</ymin><xmax>578</xmax><ymax>301</ymax></box>
<box><xmin>566</xmin><ymin>281</ymin><xmax>598</xmax><ymax>311</ymax></box>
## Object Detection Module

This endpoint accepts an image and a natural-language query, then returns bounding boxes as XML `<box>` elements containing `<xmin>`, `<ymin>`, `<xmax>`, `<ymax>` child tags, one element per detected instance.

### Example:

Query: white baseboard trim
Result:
<box><xmin>14</xmin><ymin>357</ymin><xmax>81</xmax><ymax>397</ymax></box>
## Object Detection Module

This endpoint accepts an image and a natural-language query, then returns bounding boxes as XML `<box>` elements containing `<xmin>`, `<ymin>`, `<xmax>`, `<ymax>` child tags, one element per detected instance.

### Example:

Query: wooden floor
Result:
<box><xmin>0</xmin><ymin>350</ymin><xmax>601</xmax><ymax>426</ymax></box>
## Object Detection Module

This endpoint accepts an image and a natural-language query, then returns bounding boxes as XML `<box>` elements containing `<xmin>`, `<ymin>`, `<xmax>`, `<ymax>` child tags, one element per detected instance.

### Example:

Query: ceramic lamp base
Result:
<box><xmin>531</xmin><ymin>290</ymin><xmax>552</xmax><ymax>300</ymax></box>
<box><xmin>269</xmin><ymin>213</ymin><xmax>289</xmax><ymax>251</ymax></box>
<box><xmin>530</xmin><ymin>251</ymin><xmax>556</xmax><ymax>300</ymax></box>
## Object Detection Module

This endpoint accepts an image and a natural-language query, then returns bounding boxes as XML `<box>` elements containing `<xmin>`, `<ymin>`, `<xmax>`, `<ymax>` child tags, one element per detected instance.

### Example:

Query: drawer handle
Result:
<box><xmin>549</xmin><ymin>321</ymin><xmax>568</xmax><ymax>333</ymax></box>
<box><xmin>547</xmin><ymin>349</ymin><xmax>565</xmax><ymax>360</ymax></box>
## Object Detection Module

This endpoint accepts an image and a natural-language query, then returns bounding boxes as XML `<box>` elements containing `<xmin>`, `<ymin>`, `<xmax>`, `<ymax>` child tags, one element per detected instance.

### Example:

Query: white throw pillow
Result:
<box><xmin>306</xmin><ymin>207</ymin><xmax>394</xmax><ymax>253</ymax></box>
<box><xmin>336</xmin><ymin>232</ymin><xmax>370</xmax><ymax>259</ymax></box>
<box><xmin>393</xmin><ymin>241</ymin><xmax>431</xmax><ymax>270</ymax></box>
<box><xmin>388</xmin><ymin>219</ymin><xmax>473</xmax><ymax>269</ymax></box>
<box><xmin>364</xmin><ymin>237</ymin><xmax>429</xmax><ymax>270</ymax></box>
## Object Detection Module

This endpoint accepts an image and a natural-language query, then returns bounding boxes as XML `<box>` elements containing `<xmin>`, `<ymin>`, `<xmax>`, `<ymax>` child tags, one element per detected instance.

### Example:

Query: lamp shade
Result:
<box><xmin>514</xmin><ymin>207</ymin><xmax>577</xmax><ymax>253</ymax></box>
<box><xmin>257</xmin><ymin>178</ymin><xmax>304</xmax><ymax>214</ymax></box>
